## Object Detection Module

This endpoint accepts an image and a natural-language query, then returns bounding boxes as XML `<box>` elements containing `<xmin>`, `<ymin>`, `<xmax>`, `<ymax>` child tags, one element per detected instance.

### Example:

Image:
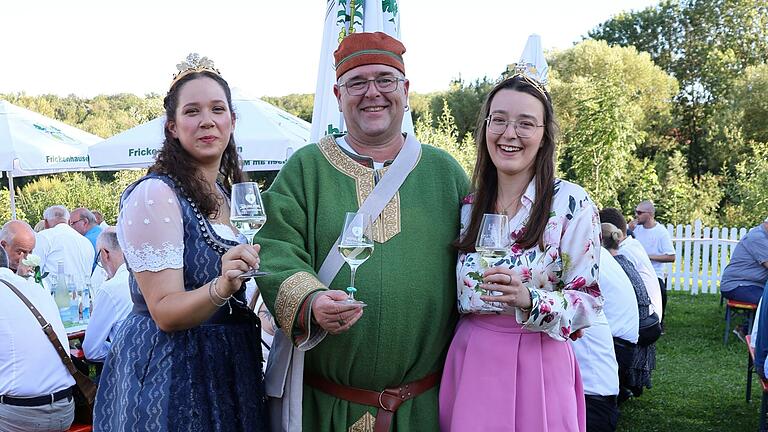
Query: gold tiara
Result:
<box><xmin>170</xmin><ymin>53</ymin><xmax>221</xmax><ymax>88</ymax></box>
<box><xmin>506</xmin><ymin>62</ymin><xmax>548</xmax><ymax>97</ymax></box>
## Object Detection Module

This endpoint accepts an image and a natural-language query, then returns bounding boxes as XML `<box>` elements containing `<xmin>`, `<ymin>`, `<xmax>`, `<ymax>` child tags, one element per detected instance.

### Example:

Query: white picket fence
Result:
<box><xmin>664</xmin><ymin>219</ymin><xmax>748</xmax><ymax>294</ymax></box>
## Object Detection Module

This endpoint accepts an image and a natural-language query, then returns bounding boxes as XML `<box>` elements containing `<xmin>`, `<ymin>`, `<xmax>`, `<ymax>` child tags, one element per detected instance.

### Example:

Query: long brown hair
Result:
<box><xmin>149</xmin><ymin>71</ymin><xmax>244</xmax><ymax>218</ymax></box>
<box><xmin>455</xmin><ymin>75</ymin><xmax>558</xmax><ymax>252</ymax></box>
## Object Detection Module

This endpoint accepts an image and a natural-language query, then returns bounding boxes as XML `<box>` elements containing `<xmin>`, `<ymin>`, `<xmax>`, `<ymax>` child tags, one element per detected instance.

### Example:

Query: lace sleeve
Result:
<box><xmin>117</xmin><ymin>179</ymin><xmax>184</xmax><ymax>272</ymax></box>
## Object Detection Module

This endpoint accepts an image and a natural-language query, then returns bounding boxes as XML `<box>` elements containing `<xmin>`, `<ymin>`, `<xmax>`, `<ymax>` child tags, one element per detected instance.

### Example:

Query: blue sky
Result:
<box><xmin>1</xmin><ymin>0</ymin><xmax>659</xmax><ymax>97</ymax></box>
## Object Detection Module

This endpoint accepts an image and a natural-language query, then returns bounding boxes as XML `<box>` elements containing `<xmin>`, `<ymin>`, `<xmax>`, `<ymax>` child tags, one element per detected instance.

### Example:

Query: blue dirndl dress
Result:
<box><xmin>93</xmin><ymin>175</ymin><xmax>269</xmax><ymax>431</ymax></box>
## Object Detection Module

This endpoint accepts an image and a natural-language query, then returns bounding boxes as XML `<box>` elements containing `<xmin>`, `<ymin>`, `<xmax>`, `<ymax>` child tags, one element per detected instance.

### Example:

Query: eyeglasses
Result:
<box><xmin>634</xmin><ymin>210</ymin><xmax>647</xmax><ymax>215</ymax></box>
<box><xmin>339</xmin><ymin>77</ymin><xmax>405</xmax><ymax>96</ymax></box>
<box><xmin>485</xmin><ymin>115</ymin><xmax>544</xmax><ymax>138</ymax></box>
<box><xmin>69</xmin><ymin>218</ymin><xmax>86</xmax><ymax>226</ymax></box>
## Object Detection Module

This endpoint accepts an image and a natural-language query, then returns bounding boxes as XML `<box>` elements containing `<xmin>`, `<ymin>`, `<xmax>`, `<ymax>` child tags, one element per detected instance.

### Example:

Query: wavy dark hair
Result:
<box><xmin>149</xmin><ymin>71</ymin><xmax>244</xmax><ymax>218</ymax></box>
<box><xmin>455</xmin><ymin>75</ymin><xmax>558</xmax><ymax>253</ymax></box>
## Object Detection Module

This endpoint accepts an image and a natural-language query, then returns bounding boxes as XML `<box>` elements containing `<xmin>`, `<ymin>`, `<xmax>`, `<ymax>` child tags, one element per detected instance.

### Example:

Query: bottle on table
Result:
<box><xmin>67</xmin><ymin>275</ymin><xmax>80</xmax><ymax>323</ymax></box>
<box><xmin>53</xmin><ymin>263</ymin><xmax>71</xmax><ymax>323</ymax></box>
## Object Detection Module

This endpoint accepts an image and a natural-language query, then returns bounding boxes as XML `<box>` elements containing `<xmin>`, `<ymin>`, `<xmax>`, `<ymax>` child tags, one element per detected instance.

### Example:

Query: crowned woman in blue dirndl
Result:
<box><xmin>93</xmin><ymin>57</ymin><xmax>268</xmax><ymax>432</ymax></box>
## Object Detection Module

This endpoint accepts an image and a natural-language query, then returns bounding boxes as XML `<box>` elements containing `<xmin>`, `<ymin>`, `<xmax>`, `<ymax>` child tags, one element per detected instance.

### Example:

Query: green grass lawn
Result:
<box><xmin>617</xmin><ymin>291</ymin><xmax>761</xmax><ymax>431</ymax></box>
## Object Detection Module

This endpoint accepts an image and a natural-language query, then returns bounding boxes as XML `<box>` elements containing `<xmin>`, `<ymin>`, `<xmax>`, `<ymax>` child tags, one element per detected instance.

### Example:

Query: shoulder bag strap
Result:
<box><xmin>0</xmin><ymin>278</ymin><xmax>97</xmax><ymax>399</ymax></box>
<box><xmin>316</xmin><ymin>133</ymin><xmax>421</xmax><ymax>285</ymax></box>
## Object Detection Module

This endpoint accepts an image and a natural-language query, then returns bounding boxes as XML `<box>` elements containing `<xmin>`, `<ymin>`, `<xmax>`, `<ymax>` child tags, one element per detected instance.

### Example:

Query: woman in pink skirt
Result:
<box><xmin>439</xmin><ymin>74</ymin><xmax>603</xmax><ymax>432</ymax></box>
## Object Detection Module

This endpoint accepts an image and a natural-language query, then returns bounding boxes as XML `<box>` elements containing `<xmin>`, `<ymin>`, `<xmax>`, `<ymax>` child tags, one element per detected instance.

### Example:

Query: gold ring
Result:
<box><xmin>507</xmin><ymin>274</ymin><xmax>513</xmax><ymax>285</ymax></box>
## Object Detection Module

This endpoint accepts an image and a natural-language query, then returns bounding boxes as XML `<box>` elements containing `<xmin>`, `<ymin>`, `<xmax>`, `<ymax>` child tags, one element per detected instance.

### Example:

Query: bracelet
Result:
<box><xmin>212</xmin><ymin>276</ymin><xmax>233</xmax><ymax>302</ymax></box>
<box><xmin>208</xmin><ymin>277</ymin><xmax>229</xmax><ymax>307</ymax></box>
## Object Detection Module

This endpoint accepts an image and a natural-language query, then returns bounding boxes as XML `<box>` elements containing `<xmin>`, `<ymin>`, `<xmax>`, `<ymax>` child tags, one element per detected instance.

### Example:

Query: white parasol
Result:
<box><xmin>0</xmin><ymin>100</ymin><xmax>103</xmax><ymax>219</ymax></box>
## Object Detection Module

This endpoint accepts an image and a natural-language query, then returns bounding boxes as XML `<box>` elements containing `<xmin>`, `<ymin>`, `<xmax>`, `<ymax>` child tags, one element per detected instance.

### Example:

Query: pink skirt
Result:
<box><xmin>439</xmin><ymin>314</ymin><xmax>586</xmax><ymax>432</ymax></box>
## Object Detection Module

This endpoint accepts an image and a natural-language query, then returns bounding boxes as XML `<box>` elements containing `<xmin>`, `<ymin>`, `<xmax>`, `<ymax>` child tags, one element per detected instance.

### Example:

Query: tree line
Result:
<box><xmin>2</xmin><ymin>0</ymin><xmax>766</xmax><ymax>227</ymax></box>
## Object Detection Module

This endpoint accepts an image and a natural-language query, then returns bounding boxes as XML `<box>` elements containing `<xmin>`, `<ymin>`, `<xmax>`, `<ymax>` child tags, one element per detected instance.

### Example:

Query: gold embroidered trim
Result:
<box><xmin>317</xmin><ymin>136</ymin><xmax>401</xmax><ymax>242</ymax></box>
<box><xmin>318</xmin><ymin>135</ymin><xmax>370</xmax><ymax>179</ymax></box>
<box><xmin>275</xmin><ymin>271</ymin><xmax>325</xmax><ymax>331</ymax></box>
<box><xmin>348</xmin><ymin>412</ymin><xmax>376</xmax><ymax>432</ymax></box>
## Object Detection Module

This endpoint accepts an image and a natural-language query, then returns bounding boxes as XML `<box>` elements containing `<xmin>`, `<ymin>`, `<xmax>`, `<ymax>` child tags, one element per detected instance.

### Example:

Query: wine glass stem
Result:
<box><xmin>349</xmin><ymin>265</ymin><xmax>358</xmax><ymax>300</ymax></box>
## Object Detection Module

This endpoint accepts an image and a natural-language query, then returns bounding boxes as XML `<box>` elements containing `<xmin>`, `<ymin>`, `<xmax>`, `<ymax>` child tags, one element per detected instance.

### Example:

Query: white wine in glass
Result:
<box><xmin>336</xmin><ymin>212</ymin><xmax>373</xmax><ymax>306</ymax></box>
<box><xmin>230</xmin><ymin>182</ymin><xmax>268</xmax><ymax>278</ymax></box>
<box><xmin>474</xmin><ymin>213</ymin><xmax>510</xmax><ymax>311</ymax></box>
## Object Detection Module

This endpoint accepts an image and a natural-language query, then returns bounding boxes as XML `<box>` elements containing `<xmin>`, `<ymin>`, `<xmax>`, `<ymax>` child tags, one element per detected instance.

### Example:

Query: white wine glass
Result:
<box><xmin>336</xmin><ymin>212</ymin><xmax>373</xmax><ymax>306</ymax></box>
<box><xmin>230</xmin><ymin>182</ymin><xmax>268</xmax><ymax>278</ymax></box>
<box><xmin>474</xmin><ymin>213</ymin><xmax>510</xmax><ymax>311</ymax></box>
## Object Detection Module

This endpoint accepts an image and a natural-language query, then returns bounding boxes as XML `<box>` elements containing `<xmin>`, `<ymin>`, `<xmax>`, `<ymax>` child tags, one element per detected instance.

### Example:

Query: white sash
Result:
<box><xmin>266</xmin><ymin>134</ymin><xmax>421</xmax><ymax>432</ymax></box>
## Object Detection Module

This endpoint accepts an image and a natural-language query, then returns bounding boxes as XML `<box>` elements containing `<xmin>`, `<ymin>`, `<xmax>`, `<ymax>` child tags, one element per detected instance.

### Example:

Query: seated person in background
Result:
<box><xmin>83</xmin><ymin>228</ymin><xmax>132</xmax><ymax>362</ymax></box>
<box><xmin>596</xmin><ymin>243</ymin><xmax>639</xmax><ymax>407</ymax></box>
<box><xmin>0</xmin><ymin>247</ymin><xmax>75</xmax><ymax>432</ymax></box>
<box><xmin>571</xmin><ymin>309</ymin><xmax>620</xmax><ymax>432</ymax></box>
<box><xmin>602</xmin><ymin>223</ymin><xmax>657</xmax><ymax>399</ymax></box>
<box><xmin>573</xmin><ymin>246</ymin><xmax>637</xmax><ymax>432</ymax></box>
<box><xmin>34</xmin><ymin>205</ymin><xmax>95</xmax><ymax>293</ymax></box>
<box><xmin>0</xmin><ymin>220</ymin><xmax>36</xmax><ymax>275</ymax></box>
<box><xmin>597</xmin><ymin>245</ymin><xmax>639</xmax><ymax>345</ymax></box>
<box><xmin>600</xmin><ymin>207</ymin><xmax>663</xmax><ymax>320</ymax></box>
<box><xmin>69</xmin><ymin>208</ymin><xmax>103</xmax><ymax>268</ymax></box>
<box><xmin>720</xmin><ymin>216</ymin><xmax>768</xmax><ymax>305</ymax></box>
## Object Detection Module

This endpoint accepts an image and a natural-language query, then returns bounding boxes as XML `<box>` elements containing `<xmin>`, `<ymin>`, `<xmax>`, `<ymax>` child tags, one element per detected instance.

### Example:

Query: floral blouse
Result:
<box><xmin>457</xmin><ymin>178</ymin><xmax>603</xmax><ymax>341</ymax></box>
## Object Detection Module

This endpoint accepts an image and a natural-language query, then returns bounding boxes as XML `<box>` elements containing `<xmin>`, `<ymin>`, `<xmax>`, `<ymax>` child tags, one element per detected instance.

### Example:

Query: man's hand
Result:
<box><xmin>311</xmin><ymin>291</ymin><xmax>364</xmax><ymax>335</ymax></box>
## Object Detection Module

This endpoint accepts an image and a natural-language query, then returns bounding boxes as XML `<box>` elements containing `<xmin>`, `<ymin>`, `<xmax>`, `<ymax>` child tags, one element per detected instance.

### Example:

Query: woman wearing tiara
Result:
<box><xmin>439</xmin><ymin>73</ymin><xmax>603</xmax><ymax>431</ymax></box>
<box><xmin>93</xmin><ymin>59</ymin><xmax>268</xmax><ymax>431</ymax></box>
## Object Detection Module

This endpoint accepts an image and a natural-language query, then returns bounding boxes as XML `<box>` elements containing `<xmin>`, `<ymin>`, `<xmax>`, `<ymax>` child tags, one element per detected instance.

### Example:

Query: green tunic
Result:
<box><xmin>256</xmin><ymin>135</ymin><xmax>469</xmax><ymax>431</ymax></box>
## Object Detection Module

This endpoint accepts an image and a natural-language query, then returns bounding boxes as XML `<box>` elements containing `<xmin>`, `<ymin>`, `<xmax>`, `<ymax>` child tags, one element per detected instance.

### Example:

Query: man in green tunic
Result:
<box><xmin>256</xmin><ymin>32</ymin><xmax>469</xmax><ymax>432</ymax></box>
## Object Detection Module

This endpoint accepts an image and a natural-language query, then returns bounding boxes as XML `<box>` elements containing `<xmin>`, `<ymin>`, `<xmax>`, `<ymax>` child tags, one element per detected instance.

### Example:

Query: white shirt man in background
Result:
<box><xmin>633</xmin><ymin>200</ymin><xmax>675</xmax><ymax>324</ymax></box>
<box><xmin>0</xmin><ymin>248</ymin><xmax>75</xmax><ymax>432</ymax></box>
<box><xmin>83</xmin><ymin>228</ymin><xmax>132</xmax><ymax>362</ymax></box>
<box><xmin>33</xmin><ymin>205</ymin><xmax>95</xmax><ymax>293</ymax></box>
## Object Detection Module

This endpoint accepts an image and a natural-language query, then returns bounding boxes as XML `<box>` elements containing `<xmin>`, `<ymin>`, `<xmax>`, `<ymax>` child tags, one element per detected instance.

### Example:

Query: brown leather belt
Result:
<box><xmin>305</xmin><ymin>371</ymin><xmax>440</xmax><ymax>432</ymax></box>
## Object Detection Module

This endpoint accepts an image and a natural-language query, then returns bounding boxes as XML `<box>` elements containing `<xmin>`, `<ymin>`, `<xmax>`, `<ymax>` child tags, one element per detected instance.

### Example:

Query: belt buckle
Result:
<box><xmin>377</xmin><ymin>390</ymin><xmax>389</xmax><ymax>411</ymax></box>
<box><xmin>378</xmin><ymin>386</ymin><xmax>407</xmax><ymax>411</ymax></box>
